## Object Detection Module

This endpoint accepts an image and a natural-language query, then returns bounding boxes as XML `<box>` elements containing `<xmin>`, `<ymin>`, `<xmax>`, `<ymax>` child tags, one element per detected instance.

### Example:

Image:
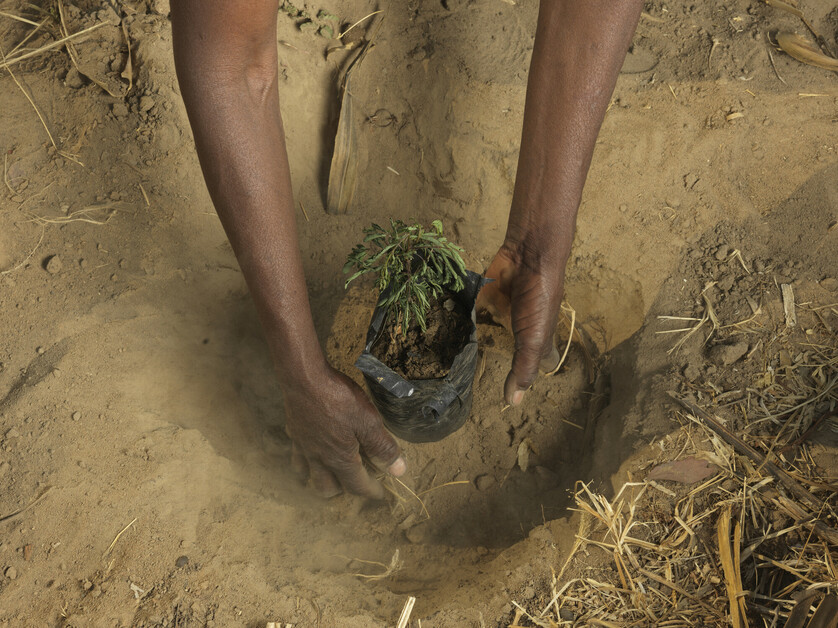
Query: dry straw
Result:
<box><xmin>511</xmin><ymin>274</ymin><xmax>838</xmax><ymax>626</ymax></box>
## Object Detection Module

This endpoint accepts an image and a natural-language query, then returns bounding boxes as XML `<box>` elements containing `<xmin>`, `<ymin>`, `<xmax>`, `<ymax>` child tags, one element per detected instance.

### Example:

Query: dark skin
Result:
<box><xmin>170</xmin><ymin>0</ymin><xmax>643</xmax><ymax>499</ymax></box>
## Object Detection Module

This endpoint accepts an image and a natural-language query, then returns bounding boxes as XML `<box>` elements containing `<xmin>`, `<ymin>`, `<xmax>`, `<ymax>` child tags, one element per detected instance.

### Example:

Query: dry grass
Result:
<box><xmin>511</xmin><ymin>282</ymin><xmax>838</xmax><ymax>627</ymax></box>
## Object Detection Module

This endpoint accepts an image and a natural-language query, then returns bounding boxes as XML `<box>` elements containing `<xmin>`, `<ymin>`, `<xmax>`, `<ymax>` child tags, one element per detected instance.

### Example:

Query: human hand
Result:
<box><xmin>283</xmin><ymin>367</ymin><xmax>406</xmax><ymax>499</ymax></box>
<box><xmin>477</xmin><ymin>244</ymin><xmax>563</xmax><ymax>406</ymax></box>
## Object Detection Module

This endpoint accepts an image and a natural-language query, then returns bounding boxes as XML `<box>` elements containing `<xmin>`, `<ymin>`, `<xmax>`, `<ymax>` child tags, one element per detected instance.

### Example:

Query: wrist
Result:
<box><xmin>502</xmin><ymin>218</ymin><xmax>572</xmax><ymax>276</ymax></box>
<box><xmin>266</xmin><ymin>337</ymin><xmax>331</xmax><ymax>391</ymax></box>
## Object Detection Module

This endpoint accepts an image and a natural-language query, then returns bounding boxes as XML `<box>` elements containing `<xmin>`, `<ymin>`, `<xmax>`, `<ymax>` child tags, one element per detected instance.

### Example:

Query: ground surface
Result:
<box><xmin>0</xmin><ymin>0</ymin><xmax>836</xmax><ymax>626</ymax></box>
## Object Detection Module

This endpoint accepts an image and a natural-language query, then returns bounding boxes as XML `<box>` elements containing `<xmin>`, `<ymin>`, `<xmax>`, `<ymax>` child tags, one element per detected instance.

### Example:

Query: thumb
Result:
<box><xmin>504</xmin><ymin>340</ymin><xmax>558</xmax><ymax>406</ymax></box>
<box><xmin>358</xmin><ymin>418</ymin><xmax>406</xmax><ymax>477</ymax></box>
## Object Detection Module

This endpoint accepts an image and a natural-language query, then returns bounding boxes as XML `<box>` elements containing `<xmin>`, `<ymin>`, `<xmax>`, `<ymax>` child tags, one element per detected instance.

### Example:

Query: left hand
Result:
<box><xmin>477</xmin><ymin>244</ymin><xmax>563</xmax><ymax>406</ymax></box>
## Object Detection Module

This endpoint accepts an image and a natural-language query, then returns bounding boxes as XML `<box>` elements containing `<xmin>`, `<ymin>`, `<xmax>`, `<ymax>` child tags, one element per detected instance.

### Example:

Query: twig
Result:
<box><xmin>547</xmin><ymin>302</ymin><xmax>576</xmax><ymax>376</ymax></box>
<box><xmin>708</xmin><ymin>37</ymin><xmax>720</xmax><ymax>68</ymax></box>
<box><xmin>103</xmin><ymin>517</ymin><xmax>137</xmax><ymax>557</ymax></box>
<box><xmin>0</xmin><ymin>10</ymin><xmax>40</xmax><ymax>26</ymax></box>
<box><xmin>0</xmin><ymin>225</ymin><xmax>45</xmax><ymax>276</ymax></box>
<box><xmin>3</xmin><ymin>153</ymin><xmax>17</xmax><ymax>194</ymax></box>
<box><xmin>8</xmin><ymin>18</ymin><xmax>48</xmax><ymax>57</ymax></box>
<box><xmin>338</xmin><ymin>10</ymin><xmax>382</xmax><ymax>39</ymax></box>
<box><xmin>780</xmin><ymin>411</ymin><xmax>837</xmax><ymax>456</ymax></box>
<box><xmin>767</xmin><ymin>47</ymin><xmax>787</xmax><ymax>85</ymax></box>
<box><xmin>637</xmin><ymin>567</ymin><xmax>725</xmax><ymax>619</ymax></box>
<box><xmin>0</xmin><ymin>485</ymin><xmax>52</xmax><ymax>525</ymax></box>
<box><xmin>1</xmin><ymin>47</ymin><xmax>58</xmax><ymax>149</ymax></box>
<box><xmin>0</xmin><ymin>21</ymin><xmax>107</xmax><ymax>69</ymax></box>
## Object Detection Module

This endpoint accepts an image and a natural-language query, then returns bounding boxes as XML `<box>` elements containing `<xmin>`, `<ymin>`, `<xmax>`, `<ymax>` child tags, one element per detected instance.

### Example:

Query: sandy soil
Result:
<box><xmin>1</xmin><ymin>0</ymin><xmax>836</xmax><ymax>626</ymax></box>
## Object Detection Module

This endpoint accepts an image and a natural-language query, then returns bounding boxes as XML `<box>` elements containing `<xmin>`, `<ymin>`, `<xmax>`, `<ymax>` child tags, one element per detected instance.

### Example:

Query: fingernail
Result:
<box><xmin>512</xmin><ymin>390</ymin><xmax>525</xmax><ymax>406</ymax></box>
<box><xmin>387</xmin><ymin>456</ymin><xmax>406</xmax><ymax>477</ymax></box>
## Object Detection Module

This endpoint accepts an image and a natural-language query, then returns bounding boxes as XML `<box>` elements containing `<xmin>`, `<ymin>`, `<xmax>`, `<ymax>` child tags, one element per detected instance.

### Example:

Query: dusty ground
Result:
<box><xmin>0</xmin><ymin>0</ymin><xmax>836</xmax><ymax>626</ymax></box>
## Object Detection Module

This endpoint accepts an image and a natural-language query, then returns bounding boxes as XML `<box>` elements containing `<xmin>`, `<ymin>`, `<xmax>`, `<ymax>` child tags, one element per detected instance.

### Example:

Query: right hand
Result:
<box><xmin>282</xmin><ymin>366</ymin><xmax>406</xmax><ymax>499</ymax></box>
<box><xmin>477</xmin><ymin>244</ymin><xmax>563</xmax><ymax>406</ymax></box>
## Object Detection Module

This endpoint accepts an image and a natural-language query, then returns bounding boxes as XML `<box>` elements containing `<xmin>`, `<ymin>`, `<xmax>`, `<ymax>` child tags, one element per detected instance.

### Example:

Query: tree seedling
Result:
<box><xmin>344</xmin><ymin>220</ymin><xmax>466</xmax><ymax>334</ymax></box>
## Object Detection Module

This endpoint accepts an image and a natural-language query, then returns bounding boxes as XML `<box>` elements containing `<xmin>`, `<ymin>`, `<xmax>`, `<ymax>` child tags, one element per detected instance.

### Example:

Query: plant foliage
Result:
<box><xmin>344</xmin><ymin>220</ymin><xmax>466</xmax><ymax>334</ymax></box>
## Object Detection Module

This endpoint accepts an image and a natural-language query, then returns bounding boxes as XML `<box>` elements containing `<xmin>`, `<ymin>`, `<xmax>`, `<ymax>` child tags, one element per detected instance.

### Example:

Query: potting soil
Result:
<box><xmin>371</xmin><ymin>290</ymin><xmax>471</xmax><ymax>380</ymax></box>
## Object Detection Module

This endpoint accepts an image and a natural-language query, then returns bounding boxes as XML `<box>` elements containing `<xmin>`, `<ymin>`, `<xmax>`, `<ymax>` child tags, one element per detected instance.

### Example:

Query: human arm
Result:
<box><xmin>170</xmin><ymin>0</ymin><xmax>405</xmax><ymax>497</ymax></box>
<box><xmin>479</xmin><ymin>0</ymin><xmax>644</xmax><ymax>405</ymax></box>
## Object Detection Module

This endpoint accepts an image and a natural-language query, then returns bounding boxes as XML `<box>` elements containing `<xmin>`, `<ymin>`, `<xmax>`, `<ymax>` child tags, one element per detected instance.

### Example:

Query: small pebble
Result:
<box><xmin>175</xmin><ymin>555</ymin><xmax>189</xmax><ymax>568</ymax></box>
<box><xmin>139</xmin><ymin>95</ymin><xmax>156</xmax><ymax>113</ymax></box>
<box><xmin>36</xmin><ymin>346</ymin><xmax>45</xmax><ymax>355</ymax></box>
<box><xmin>4</xmin><ymin>566</ymin><xmax>17</xmax><ymax>580</ymax></box>
<box><xmin>709</xmin><ymin>341</ymin><xmax>749</xmax><ymax>366</ymax></box>
<box><xmin>111</xmin><ymin>102</ymin><xmax>129</xmax><ymax>118</ymax></box>
<box><xmin>72</xmin><ymin>412</ymin><xmax>81</xmax><ymax>421</ymax></box>
<box><xmin>45</xmin><ymin>255</ymin><xmax>63</xmax><ymax>275</ymax></box>
<box><xmin>65</xmin><ymin>67</ymin><xmax>84</xmax><ymax>89</ymax></box>
<box><xmin>714</xmin><ymin>245</ymin><xmax>729</xmax><ymax>261</ymax></box>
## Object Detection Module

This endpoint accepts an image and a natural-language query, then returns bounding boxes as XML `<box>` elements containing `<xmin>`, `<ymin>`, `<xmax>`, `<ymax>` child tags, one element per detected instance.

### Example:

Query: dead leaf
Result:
<box><xmin>776</xmin><ymin>32</ymin><xmax>838</xmax><ymax>72</ymax></box>
<box><xmin>647</xmin><ymin>457</ymin><xmax>719</xmax><ymax>484</ymax></box>
<box><xmin>326</xmin><ymin>72</ymin><xmax>358</xmax><ymax>214</ymax></box>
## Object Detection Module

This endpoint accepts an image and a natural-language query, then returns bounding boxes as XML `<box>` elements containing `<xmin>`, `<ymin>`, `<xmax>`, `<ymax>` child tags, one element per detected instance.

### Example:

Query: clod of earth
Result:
<box><xmin>708</xmin><ymin>341</ymin><xmax>749</xmax><ymax>366</ymax></box>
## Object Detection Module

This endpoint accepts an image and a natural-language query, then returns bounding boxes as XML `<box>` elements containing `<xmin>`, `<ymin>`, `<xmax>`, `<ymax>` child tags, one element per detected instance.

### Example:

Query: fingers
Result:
<box><xmin>504</xmin><ymin>337</ymin><xmax>556</xmax><ymax>406</ymax></box>
<box><xmin>504</xmin><ymin>345</ymin><xmax>540</xmax><ymax>406</ymax></box>
<box><xmin>290</xmin><ymin>443</ymin><xmax>308</xmax><ymax>478</ymax></box>
<box><xmin>332</xmin><ymin>460</ymin><xmax>386</xmax><ymax>500</ymax></box>
<box><xmin>357</xmin><ymin>416</ymin><xmax>406</xmax><ymax>478</ymax></box>
<box><xmin>307</xmin><ymin>459</ymin><xmax>342</xmax><ymax>499</ymax></box>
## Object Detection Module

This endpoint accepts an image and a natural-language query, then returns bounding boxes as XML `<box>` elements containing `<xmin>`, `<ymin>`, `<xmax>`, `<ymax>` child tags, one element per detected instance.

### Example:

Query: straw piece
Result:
<box><xmin>0</xmin><ymin>10</ymin><xmax>40</xmax><ymax>26</ymax></box>
<box><xmin>719</xmin><ymin>507</ymin><xmax>742</xmax><ymax>627</ymax></box>
<box><xmin>0</xmin><ymin>485</ymin><xmax>52</xmax><ymax>524</ymax></box>
<box><xmin>782</xmin><ymin>284</ymin><xmax>797</xmax><ymax>327</ymax></box>
<box><xmin>103</xmin><ymin>517</ymin><xmax>137</xmax><ymax>557</ymax></box>
<box><xmin>0</xmin><ymin>21</ymin><xmax>107</xmax><ymax>69</ymax></box>
<box><xmin>396</xmin><ymin>596</ymin><xmax>416</xmax><ymax>628</ymax></box>
<box><xmin>56</xmin><ymin>0</ymin><xmax>126</xmax><ymax>98</ymax></box>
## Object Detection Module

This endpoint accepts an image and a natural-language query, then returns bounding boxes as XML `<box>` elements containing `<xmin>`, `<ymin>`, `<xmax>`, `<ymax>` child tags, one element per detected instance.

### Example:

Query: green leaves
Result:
<box><xmin>343</xmin><ymin>220</ymin><xmax>466</xmax><ymax>335</ymax></box>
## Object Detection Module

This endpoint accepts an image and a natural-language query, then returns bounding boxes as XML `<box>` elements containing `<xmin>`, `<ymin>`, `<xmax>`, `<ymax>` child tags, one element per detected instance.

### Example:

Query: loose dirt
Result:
<box><xmin>1</xmin><ymin>0</ymin><xmax>837</xmax><ymax>626</ymax></box>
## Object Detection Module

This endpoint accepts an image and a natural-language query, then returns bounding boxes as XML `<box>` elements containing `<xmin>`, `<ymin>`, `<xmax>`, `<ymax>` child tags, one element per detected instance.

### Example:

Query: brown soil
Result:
<box><xmin>371</xmin><ymin>291</ymin><xmax>471</xmax><ymax>380</ymax></box>
<box><xmin>1</xmin><ymin>0</ymin><xmax>837</xmax><ymax>626</ymax></box>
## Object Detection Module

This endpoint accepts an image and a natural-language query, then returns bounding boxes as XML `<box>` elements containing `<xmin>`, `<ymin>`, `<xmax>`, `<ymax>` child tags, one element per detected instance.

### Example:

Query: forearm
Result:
<box><xmin>171</xmin><ymin>1</ymin><xmax>326</xmax><ymax>386</ymax></box>
<box><xmin>507</xmin><ymin>0</ymin><xmax>643</xmax><ymax>271</ymax></box>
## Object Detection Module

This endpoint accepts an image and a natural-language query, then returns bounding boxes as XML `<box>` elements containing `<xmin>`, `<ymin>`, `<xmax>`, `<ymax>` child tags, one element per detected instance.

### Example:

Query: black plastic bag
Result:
<box><xmin>355</xmin><ymin>271</ymin><xmax>486</xmax><ymax>443</ymax></box>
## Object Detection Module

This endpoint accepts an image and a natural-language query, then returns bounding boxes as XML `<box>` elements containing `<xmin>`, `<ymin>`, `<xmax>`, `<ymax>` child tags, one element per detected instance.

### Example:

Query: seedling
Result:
<box><xmin>344</xmin><ymin>220</ymin><xmax>466</xmax><ymax>334</ymax></box>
